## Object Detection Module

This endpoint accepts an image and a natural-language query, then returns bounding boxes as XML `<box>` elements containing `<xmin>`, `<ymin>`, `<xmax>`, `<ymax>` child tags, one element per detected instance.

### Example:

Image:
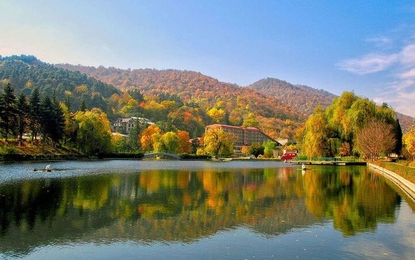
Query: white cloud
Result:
<box><xmin>399</xmin><ymin>68</ymin><xmax>415</xmax><ymax>79</ymax></box>
<box><xmin>337</xmin><ymin>38</ymin><xmax>415</xmax><ymax>116</ymax></box>
<box><xmin>399</xmin><ymin>44</ymin><xmax>415</xmax><ymax>65</ymax></box>
<box><xmin>336</xmin><ymin>53</ymin><xmax>398</xmax><ymax>75</ymax></box>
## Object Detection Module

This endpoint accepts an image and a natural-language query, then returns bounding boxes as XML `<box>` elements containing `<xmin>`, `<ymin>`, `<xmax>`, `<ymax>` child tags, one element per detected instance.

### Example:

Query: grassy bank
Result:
<box><xmin>372</xmin><ymin>161</ymin><xmax>415</xmax><ymax>184</ymax></box>
<box><xmin>0</xmin><ymin>140</ymin><xmax>84</xmax><ymax>161</ymax></box>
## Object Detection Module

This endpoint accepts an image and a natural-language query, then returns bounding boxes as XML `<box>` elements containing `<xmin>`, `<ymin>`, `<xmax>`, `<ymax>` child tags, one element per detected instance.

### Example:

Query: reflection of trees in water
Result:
<box><xmin>0</xmin><ymin>165</ymin><xmax>401</xmax><ymax>254</ymax></box>
<box><xmin>303</xmin><ymin>166</ymin><xmax>400</xmax><ymax>236</ymax></box>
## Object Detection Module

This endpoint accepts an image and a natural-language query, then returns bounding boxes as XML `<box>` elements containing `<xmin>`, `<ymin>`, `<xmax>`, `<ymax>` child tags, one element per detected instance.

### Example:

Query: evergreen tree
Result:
<box><xmin>16</xmin><ymin>93</ymin><xmax>29</xmax><ymax>146</ymax></box>
<box><xmin>40</xmin><ymin>95</ymin><xmax>54</xmax><ymax>144</ymax></box>
<box><xmin>29</xmin><ymin>88</ymin><xmax>42</xmax><ymax>143</ymax></box>
<box><xmin>394</xmin><ymin>119</ymin><xmax>403</xmax><ymax>155</ymax></box>
<box><xmin>0</xmin><ymin>83</ymin><xmax>18</xmax><ymax>142</ymax></box>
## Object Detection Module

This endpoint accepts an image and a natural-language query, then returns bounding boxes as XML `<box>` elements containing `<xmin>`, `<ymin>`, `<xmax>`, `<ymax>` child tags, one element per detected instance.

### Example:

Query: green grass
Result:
<box><xmin>372</xmin><ymin>161</ymin><xmax>415</xmax><ymax>184</ymax></box>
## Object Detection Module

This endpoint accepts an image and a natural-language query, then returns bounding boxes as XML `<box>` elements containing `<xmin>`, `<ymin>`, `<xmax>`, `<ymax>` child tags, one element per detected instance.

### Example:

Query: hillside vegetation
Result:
<box><xmin>248</xmin><ymin>77</ymin><xmax>413</xmax><ymax>131</ymax></box>
<box><xmin>248</xmin><ymin>78</ymin><xmax>336</xmax><ymax>116</ymax></box>
<box><xmin>0</xmin><ymin>55</ymin><xmax>120</xmax><ymax>117</ymax></box>
<box><xmin>56</xmin><ymin>64</ymin><xmax>306</xmax><ymax>138</ymax></box>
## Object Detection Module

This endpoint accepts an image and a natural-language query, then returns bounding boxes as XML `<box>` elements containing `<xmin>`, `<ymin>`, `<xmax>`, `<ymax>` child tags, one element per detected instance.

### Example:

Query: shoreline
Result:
<box><xmin>368</xmin><ymin>163</ymin><xmax>415</xmax><ymax>203</ymax></box>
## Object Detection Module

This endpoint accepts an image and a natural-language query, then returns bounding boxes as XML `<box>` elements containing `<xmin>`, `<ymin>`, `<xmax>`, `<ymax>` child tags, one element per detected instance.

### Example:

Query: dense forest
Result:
<box><xmin>1</xmin><ymin>55</ymin><xmax>415</xmax><ymax>159</ymax></box>
<box><xmin>248</xmin><ymin>78</ymin><xmax>336</xmax><ymax>116</ymax></box>
<box><xmin>0</xmin><ymin>55</ymin><xmax>120</xmax><ymax>117</ymax></box>
<box><xmin>56</xmin><ymin>63</ymin><xmax>306</xmax><ymax>138</ymax></box>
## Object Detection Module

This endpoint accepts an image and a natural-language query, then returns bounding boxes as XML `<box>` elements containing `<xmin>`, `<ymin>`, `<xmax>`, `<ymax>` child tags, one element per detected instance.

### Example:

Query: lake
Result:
<box><xmin>0</xmin><ymin>160</ymin><xmax>415</xmax><ymax>259</ymax></box>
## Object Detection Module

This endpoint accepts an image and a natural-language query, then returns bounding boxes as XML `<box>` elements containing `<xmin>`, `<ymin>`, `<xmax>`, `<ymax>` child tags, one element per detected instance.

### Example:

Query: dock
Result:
<box><xmin>291</xmin><ymin>160</ymin><xmax>366</xmax><ymax>166</ymax></box>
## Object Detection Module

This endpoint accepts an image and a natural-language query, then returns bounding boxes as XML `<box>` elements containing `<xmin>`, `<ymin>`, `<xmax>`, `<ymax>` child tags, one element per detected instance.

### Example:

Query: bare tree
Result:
<box><xmin>355</xmin><ymin>119</ymin><xmax>396</xmax><ymax>160</ymax></box>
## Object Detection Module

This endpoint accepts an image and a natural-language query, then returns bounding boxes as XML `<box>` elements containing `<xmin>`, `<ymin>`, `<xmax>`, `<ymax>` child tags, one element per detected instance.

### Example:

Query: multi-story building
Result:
<box><xmin>205</xmin><ymin>124</ymin><xmax>281</xmax><ymax>153</ymax></box>
<box><xmin>113</xmin><ymin>117</ymin><xmax>154</xmax><ymax>134</ymax></box>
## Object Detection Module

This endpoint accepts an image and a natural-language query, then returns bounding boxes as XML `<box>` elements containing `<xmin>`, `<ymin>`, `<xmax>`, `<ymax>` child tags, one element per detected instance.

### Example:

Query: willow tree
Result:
<box><xmin>303</xmin><ymin>106</ymin><xmax>329</xmax><ymax>158</ymax></box>
<box><xmin>74</xmin><ymin>108</ymin><xmax>112</xmax><ymax>155</ymax></box>
<box><xmin>300</xmin><ymin>91</ymin><xmax>398</xmax><ymax>159</ymax></box>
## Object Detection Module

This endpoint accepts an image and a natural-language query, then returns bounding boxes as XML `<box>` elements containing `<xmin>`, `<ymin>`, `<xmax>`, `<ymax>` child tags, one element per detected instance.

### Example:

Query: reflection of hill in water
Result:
<box><xmin>0</xmin><ymin>197</ymin><xmax>320</xmax><ymax>255</ymax></box>
<box><xmin>89</xmin><ymin>198</ymin><xmax>321</xmax><ymax>243</ymax></box>
<box><xmin>0</xmin><ymin>165</ymin><xmax>401</xmax><ymax>255</ymax></box>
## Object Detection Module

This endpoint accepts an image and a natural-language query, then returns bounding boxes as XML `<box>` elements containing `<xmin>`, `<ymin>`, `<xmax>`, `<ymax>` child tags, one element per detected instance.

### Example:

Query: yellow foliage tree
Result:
<box><xmin>207</xmin><ymin>107</ymin><xmax>226</xmax><ymax>123</ymax></box>
<box><xmin>403</xmin><ymin>126</ymin><xmax>415</xmax><ymax>160</ymax></box>
<box><xmin>74</xmin><ymin>108</ymin><xmax>112</xmax><ymax>155</ymax></box>
<box><xmin>204</xmin><ymin>126</ymin><xmax>235</xmax><ymax>157</ymax></box>
<box><xmin>140</xmin><ymin>124</ymin><xmax>161</xmax><ymax>151</ymax></box>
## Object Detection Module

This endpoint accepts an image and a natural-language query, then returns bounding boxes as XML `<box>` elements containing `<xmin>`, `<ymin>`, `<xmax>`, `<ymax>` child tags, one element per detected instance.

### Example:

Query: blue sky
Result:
<box><xmin>1</xmin><ymin>1</ymin><xmax>415</xmax><ymax>116</ymax></box>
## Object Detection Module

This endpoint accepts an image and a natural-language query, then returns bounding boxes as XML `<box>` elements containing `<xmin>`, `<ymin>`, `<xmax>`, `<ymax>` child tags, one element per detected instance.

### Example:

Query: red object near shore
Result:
<box><xmin>281</xmin><ymin>152</ymin><xmax>297</xmax><ymax>160</ymax></box>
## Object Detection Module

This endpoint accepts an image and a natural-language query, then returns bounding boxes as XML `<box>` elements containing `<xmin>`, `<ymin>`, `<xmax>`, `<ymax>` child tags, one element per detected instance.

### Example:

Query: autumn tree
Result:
<box><xmin>207</xmin><ymin>107</ymin><xmax>227</xmax><ymax>124</ymax></box>
<box><xmin>355</xmin><ymin>119</ymin><xmax>396</xmax><ymax>160</ymax></box>
<box><xmin>204</xmin><ymin>126</ymin><xmax>235</xmax><ymax>157</ymax></box>
<box><xmin>403</xmin><ymin>126</ymin><xmax>415</xmax><ymax>160</ymax></box>
<box><xmin>177</xmin><ymin>130</ymin><xmax>191</xmax><ymax>153</ymax></box>
<box><xmin>74</xmin><ymin>108</ymin><xmax>112</xmax><ymax>155</ymax></box>
<box><xmin>303</xmin><ymin>106</ymin><xmax>329</xmax><ymax>158</ymax></box>
<box><xmin>155</xmin><ymin>131</ymin><xmax>179</xmax><ymax>153</ymax></box>
<box><xmin>140</xmin><ymin>124</ymin><xmax>161</xmax><ymax>151</ymax></box>
<box><xmin>243</xmin><ymin>113</ymin><xmax>259</xmax><ymax>128</ymax></box>
<box><xmin>301</xmin><ymin>92</ymin><xmax>399</xmax><ymax>158</ymax></box>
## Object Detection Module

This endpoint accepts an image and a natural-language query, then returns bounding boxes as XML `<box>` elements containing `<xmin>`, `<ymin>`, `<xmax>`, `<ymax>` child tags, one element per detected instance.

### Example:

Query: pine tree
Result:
<box><xmin>0</xmin><ymin>83</ymin><xmax>18</xmax><ymax>142</ymax></box>
<box><xmin>394</xmin><ymin>119</ymin><xmax>403</xmax><ymax>155</ymax></box>
<box><xmin>29</xmin><ymin>88</ymin><xmax>42</xmax><ymax>143</ymax></box>
<box><xmin>16</xmin><ymin>93</ymin><xmax>29</xmax><ymax>146</ymax></box>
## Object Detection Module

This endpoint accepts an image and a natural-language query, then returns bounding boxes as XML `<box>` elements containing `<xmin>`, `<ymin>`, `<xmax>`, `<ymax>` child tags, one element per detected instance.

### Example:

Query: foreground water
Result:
<box><xmin>0</xmin><ymin>160</ymin><xmax>415</xmax><ymax>259</ymax></box>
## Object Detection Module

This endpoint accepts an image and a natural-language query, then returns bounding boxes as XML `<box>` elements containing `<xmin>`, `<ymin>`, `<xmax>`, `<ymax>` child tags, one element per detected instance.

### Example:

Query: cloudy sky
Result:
<box><xmin>1</xmin><ymin>1</ymin><xmax>415</xmax><ymax>116</ymax></box>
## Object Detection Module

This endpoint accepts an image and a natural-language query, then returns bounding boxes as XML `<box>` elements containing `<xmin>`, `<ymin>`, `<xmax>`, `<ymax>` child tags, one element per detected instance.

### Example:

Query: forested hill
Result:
<box><xmin>56</xmin><ymin>64</ymin><xmax>305</xmax><ymax>123</ymax></box>
<box><xmin>248</xmin><ymin>78</ymin><xmax>336</xmax><ymax>116</ymax></box>
<box><xmin>0</xmin><ymin>55</ymin><xmax>120</xmax><ymax>114</ymax></box>
<box><xmin>248</xmin><ymin>77</ymin><xmax>413</xmax><ymax>131</ymax></box>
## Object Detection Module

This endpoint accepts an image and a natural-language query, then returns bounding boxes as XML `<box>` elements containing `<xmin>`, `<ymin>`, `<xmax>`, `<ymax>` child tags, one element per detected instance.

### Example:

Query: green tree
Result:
<box><xmin>156</xmin><ymin>131</ymin><xmax>179</xmax><ymax>153</ymax></box>
<box><xmin>0</xmin><ymin>83</ymin><xmax>18</xmax><ymax>142</ymax></box>
<box><xmin>29</xmin><ymin>88</ymin><xmax>42</xmax><ymax>143</ymax></box>
<box><xmin>16</xmin><ymin>93</ymin><xmax>29</xmax><ymax>146</ymax></box>
<box><xmin>74</xmin><ymin>108</ymin><xmax>112</xmax><ymax>155</ymax></box>
<box><xmin>263</xmin><ymin>140</ymin><xmax>277</xmax><ymax>158</ymax></box>
<box><xmin>249</xmin><ymin>143</ymin><xmax>264</xmax><ymax>158</ymax></box>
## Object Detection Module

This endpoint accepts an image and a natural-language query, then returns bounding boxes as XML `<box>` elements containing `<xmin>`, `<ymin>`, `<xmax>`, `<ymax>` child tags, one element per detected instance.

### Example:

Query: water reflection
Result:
<box><xmin>0</xmin><ymin>162</ymin><xmax>401</xmax><ymax>256</ymax></box>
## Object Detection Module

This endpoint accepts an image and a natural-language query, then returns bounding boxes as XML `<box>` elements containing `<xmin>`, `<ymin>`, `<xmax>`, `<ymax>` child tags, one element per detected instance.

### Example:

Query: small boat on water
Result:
<box><xmin>301</xmin><ymin>164</ymin><xmax>312</xmax><ymax>171</ymax></box>
<box><xmin>33</xmin><ymin>165</ymin><xmax>52</xmax><ymax>172</ymax></box>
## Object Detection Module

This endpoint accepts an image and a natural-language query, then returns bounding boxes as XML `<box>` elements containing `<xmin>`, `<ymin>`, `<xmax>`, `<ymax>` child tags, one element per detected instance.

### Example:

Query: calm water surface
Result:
<box><xmin>0</xmin><ymin>160</ymin><xmax>415</xmax><ymax>259</ymax></box>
